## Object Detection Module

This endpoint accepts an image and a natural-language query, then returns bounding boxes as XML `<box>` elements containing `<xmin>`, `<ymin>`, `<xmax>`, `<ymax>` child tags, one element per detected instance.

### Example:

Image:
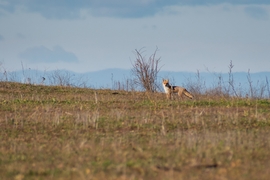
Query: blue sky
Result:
<box><xmin>0</xmin><ymin>0</ymin><xmax>270</xmax><ymax>73</ymax></box>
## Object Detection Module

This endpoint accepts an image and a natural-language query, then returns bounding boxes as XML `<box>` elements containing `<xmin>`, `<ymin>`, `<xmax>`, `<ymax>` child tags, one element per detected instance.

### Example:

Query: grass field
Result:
<box><xmin>0</xmin><ymin>82</ymin><xmax>270</xmax><ymax>180</ymax></box>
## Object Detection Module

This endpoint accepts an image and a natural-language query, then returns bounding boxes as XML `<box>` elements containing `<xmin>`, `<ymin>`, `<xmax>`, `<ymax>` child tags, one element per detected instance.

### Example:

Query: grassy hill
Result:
<box><xmin>0</xmin><ymin>82</ymin><xmax>270</xmax><ymax>180</ymax></box>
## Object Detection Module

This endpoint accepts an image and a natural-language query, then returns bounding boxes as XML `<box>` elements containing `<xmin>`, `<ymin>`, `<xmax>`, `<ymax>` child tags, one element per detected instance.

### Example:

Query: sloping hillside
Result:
<box><xmin>0</xmin><ymin>82</ymin><xmax>270</xmax><ymax>180</ymax></box>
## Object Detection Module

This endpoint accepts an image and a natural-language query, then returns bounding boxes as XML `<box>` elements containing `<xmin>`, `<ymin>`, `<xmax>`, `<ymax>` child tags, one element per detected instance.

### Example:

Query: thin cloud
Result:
<box><xmin>19</xmin><ymin>45</ymin><xmax>79</xmax><ymax>63</ymax></box>
<box><xmin>0</xmin><ymin>0</ymin><xmax>15</xmax><ymax>13</ymax></box>
<box><xmin>1</xmin><ymin>0</ymin><xmax>270</xmax><ymax>19</ymax></box>
<box><xmin>16</xmin><ymin>33</ymin><xmax>25</xmax><ymax>39</ymax></box>
<box><xmin>244</xmin><ymin>6</ymin><xmax>268</xmax><ymax>20</ymax></box>
<box><xmin>0</xmin><ymin>34</ymin><xmax>4</xmax><ymax>41</ymax></box>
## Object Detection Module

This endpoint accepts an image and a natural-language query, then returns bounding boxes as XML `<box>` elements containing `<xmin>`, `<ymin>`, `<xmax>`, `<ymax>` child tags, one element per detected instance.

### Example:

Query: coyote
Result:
<box><xmin>162</xmin><ymin>79</ymin><xmax>193</xmax><ymax>99</ymax></box>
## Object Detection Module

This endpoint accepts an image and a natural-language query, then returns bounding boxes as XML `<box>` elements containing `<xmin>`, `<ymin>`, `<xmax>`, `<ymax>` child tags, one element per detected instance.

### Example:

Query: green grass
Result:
<box><xmin>0</xmin><ymin>82</ymin><xmax>270</xmax><ymax>180</ymax></box>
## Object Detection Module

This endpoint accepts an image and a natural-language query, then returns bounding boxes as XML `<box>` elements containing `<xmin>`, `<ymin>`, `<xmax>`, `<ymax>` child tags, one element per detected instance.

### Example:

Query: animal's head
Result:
<box><xmin>162</xmin><ymin>79</ymin><xmax>169</xmax><ymax>85</ymax></box>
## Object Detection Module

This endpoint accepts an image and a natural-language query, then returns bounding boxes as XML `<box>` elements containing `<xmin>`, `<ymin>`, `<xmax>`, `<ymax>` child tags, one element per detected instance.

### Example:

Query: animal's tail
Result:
<box><xmin>183</xmin><ymin>89</ymin><xmax>193</xmax><ymax>99</ymax></box>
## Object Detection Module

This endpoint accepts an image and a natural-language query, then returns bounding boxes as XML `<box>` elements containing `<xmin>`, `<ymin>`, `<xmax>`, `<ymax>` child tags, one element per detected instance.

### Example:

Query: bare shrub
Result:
<box><xmin>183</xmin><ymin>70</ymin><xmax>206</xmax><ymax>96</ymax></box>
<box><xmin>47</xmin><ymin>70</ymin><xmax>89</xmax><ymax>87</ymax></box>
<box><xmin>0</xmin><ymin>62</ymin><xmax>8</xmax><ymax>82</ymax></box>
<box><xmin>209</xmin><ymin>73</ymin><xmax>226</xmax><ymax>97</ymax></box>
<box><xmin>112</xmin><ymin>78</ymin><xmax>136</xmax><ymax>91</ymax></box>
<box><xmin>48</xmin><ymin>70</ymin><xmax>74</xmax><ymax>86</ymax></box>
<box><xmin>226</xmin><ymin>60</ymin><xmax>239</xmax><ymax>97</ymax></box>
<box><xmin>266</xmin><ymin>76</ymin><xmax>270</xmax><ymax>98</ymax></box>
<box><xmin>247</xmin><ymin>69</ymin><xmax>268</xmax><ymax>99</ymax></box>
<box><xmin>131</xmin><ymin>48</ymin><xmax>162</xmax><ymax>92</ymax></box>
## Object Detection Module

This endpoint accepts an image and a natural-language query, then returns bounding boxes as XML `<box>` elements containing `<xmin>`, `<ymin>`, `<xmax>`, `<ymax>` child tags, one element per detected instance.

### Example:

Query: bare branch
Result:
<box><xmin>131</xmin><ymin>47</ymin><xmax>162</xmax><ymax>92</ymax></box>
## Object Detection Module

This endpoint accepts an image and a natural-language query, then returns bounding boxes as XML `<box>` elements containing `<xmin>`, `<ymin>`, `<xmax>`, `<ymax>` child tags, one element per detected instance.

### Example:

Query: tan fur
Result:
<box><xmin>162</xmin><ymin>79</ymin><xmax>193</xmax><ymax>99</ymax></box>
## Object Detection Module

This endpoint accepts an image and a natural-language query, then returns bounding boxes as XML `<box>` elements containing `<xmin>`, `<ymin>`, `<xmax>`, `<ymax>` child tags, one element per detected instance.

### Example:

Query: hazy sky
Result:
<box><xmin>0</xmin><ymin>0</ymin><xmax>270</xmax><ymax>73</ymax></box>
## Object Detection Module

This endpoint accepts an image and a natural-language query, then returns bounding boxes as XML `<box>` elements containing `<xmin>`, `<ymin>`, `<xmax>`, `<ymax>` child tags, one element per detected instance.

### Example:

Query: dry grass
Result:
<box><xmin>0</xmin><ymin>82</ymin><xmax>270</xmax><ymax>180</ymax></box>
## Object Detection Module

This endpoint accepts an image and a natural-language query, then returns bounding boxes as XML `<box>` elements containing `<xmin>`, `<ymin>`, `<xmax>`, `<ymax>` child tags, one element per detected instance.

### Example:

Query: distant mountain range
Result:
<box><xmin>1</xmin><ymin>68</ymin><xmax>270</xmax><ymax>97</ymax></box>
